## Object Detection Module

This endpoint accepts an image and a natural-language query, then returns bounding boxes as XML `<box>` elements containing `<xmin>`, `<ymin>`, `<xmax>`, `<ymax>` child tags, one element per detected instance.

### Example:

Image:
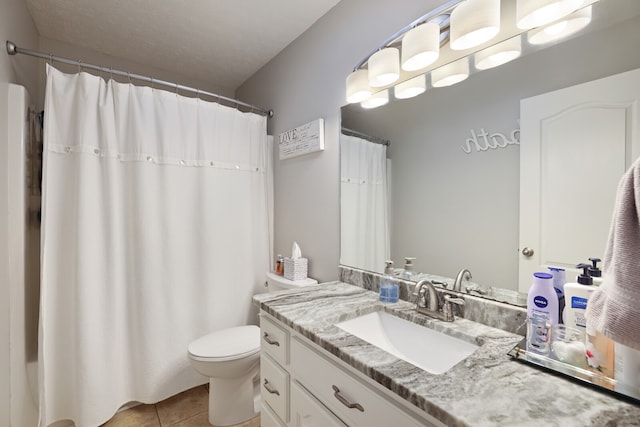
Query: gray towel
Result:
<box><xmin>585</xmin><ymin>157</ymin><xmax>640</xmax><ymax>351</ymax></box>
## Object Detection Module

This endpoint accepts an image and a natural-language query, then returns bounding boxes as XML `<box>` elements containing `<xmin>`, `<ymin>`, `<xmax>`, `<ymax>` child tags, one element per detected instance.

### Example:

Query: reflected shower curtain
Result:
<box><xmin>340</xmin><ymin>134</ymin><xmax>390</xmax><ymax>273</ymax></box>
<box><xmin>39</xmin><ymin>65</ymin><xmax>271</xmax><ymax>427</ymax></box>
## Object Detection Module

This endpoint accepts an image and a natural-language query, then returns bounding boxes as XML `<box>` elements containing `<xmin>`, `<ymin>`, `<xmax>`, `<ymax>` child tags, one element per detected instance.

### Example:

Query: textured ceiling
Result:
<box><xmin>25</xmin><ymin>0</ymin><xmax>342</xmax><ymax>91</ymax></box>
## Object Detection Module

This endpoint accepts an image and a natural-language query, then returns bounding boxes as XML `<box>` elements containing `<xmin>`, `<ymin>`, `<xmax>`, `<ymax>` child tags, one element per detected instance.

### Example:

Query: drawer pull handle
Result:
<box><xmin>263</xmin><ymin>332</ymin><xmax>280</xmax><ymax>346</ymax></box>
<box><xmin>263</xmin><ymin>379</ymin><xmax>280</xmax><ymax>396</ymax></box>
<box><xmin>332</xmin><ymin>385</ymin><xmax>364</xmax><ymax>412</ymax></box>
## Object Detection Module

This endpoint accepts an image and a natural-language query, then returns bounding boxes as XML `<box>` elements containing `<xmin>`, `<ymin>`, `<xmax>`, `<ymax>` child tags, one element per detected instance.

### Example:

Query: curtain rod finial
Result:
<box><xmin>6</xmin><ymin>41</ymin><xmax>17</xmax><ymax>55</ymax></box>
<box><xmin>268</xmin><ymin>110</ymin><xmax>274</xmax><ymax>118</ymax></box>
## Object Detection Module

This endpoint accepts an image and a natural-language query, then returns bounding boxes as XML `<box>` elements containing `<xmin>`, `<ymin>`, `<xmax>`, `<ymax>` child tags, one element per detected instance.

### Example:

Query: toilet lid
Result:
<box><xmin>188</xmin><ymin>325</ymin><xmax>260</xmax><ymax>359</ymax></box>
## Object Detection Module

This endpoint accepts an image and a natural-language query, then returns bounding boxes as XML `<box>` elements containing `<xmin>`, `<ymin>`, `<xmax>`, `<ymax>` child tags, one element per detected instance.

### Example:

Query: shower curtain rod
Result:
<box><xmin>6</xmin><ymin>40</ymin><xmax>274</xmax><ymax>118</ymax></box>
<box><xmin>341</xmin><ymin>127</ymin><xmax>390</xmax><ymax>146</ymax></box>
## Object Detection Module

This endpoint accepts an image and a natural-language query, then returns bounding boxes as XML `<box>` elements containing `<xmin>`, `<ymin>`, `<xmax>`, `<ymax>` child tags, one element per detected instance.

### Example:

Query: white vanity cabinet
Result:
<box><xmin>259</xmin><ymin>311</ymin><xmax>443</xmax><ymax>427</ymax></box>
<box><xmin>260</xmin><ymin>315</ymin><xmax>291</xmax><ymax>427</ymax></box>
<box><xmin>290</xmin><ymin>381</ymin><xmax>347</xmax><ymax>427</ymax></box>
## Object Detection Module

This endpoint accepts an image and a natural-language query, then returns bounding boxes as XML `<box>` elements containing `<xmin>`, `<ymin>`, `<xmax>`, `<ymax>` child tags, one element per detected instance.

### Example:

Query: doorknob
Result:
<box><xmin>522</xmin><ymin>247</ymin><xmax>534</xmax><ymax>257</ymax></box>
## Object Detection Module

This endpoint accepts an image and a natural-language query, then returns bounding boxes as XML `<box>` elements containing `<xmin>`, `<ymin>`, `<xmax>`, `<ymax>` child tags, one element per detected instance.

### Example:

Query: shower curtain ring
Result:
<box><xmin>175</xmin><ymin>83</ymin><xmax>179</xmax><ymax>95</ymax></box>
<box><xmin>78</xmin><ymin>60</ymin><xmax>82</xmax><ymax>73</ymax></box>
<box><xmin>48</xmin><ymin>53</ymin><xmax>52</xmax><ymax>66</ymax></box>
<box><xmin>127</xmin><ymin>72</ymin><xmax>131</xmax><ymax>83</ymax></box>
<box><xmin>150</xmin><ymin>77</ymin><xmax>154</xmax><ymax>89</ymax></box>
<box><xmin>195</xmin><ymin>89</ymin><xmax>200</xmax><ymax>100</ymax></box>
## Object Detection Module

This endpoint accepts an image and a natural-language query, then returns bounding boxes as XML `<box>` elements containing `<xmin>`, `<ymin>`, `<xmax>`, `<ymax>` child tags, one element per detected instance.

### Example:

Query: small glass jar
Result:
<box><xmin>275</xmin><ymin>254</ymin><xmax>284</xmax><ymax>275</ymax></box>
<box><xmin>526</xmin><ymin>314</ymin><xmax>551</xmax><ymax>356</ymax></box>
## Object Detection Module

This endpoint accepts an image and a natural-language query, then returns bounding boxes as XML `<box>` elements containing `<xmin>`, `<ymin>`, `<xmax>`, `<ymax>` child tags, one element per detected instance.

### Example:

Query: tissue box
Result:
<box><xmin>284</xmin><ymin>257</ymin><xmax>308</xmax><ymax>281</ymax></box>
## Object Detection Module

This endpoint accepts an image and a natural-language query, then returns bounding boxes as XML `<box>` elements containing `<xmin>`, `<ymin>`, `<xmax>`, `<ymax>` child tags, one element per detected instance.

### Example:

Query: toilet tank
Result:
<box><xmin>265</xmin><ymin>271</ymin><xmax>317</xmax><ymax>292</ymax></box>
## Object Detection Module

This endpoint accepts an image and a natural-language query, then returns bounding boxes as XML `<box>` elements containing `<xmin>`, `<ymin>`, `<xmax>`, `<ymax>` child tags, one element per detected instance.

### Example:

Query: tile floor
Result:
<box><xmin>100</xmin><ymin>385</ymin><xmax>260</xmax><ymax>427</ymax></box>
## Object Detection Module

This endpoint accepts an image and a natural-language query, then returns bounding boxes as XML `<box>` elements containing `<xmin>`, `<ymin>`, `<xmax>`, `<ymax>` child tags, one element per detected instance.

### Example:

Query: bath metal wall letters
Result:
<box><xmin>462</xmin><ymin>126</ymin><xmax>520</xmax><ymax>154</ymax></box>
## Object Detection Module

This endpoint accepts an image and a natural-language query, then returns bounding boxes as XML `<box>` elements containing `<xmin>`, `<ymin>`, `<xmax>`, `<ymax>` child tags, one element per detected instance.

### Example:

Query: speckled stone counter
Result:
<box><xmin>253</xmin><ymin>282</ymin><xmax>640</xmax><ymax>427</ymax></box>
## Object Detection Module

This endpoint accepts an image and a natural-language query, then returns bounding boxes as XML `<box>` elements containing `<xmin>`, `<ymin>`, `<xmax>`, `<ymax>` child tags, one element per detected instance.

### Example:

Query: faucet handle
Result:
<box><xmin>432</xmin><ymin>280</ymin><xmax>448</xmax><ymax>288</ymax></box>
<box><xmin>444</xmin><ymin>294</ymin><xmax>465</xmax><ymax>306</ymax></box>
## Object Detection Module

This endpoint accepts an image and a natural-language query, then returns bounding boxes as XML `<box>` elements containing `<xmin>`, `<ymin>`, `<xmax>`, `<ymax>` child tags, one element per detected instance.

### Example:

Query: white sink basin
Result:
<box><xmin>335</xmin><ymin>311</ymin><xmax>478</xmax><ymax>375</ymax></box>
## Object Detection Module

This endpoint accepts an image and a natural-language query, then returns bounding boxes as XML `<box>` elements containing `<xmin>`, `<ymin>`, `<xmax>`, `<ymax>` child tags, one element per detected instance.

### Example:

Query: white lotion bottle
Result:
<box><xmin>563</xmin><ymin>263</ymin><xmax>596</xmax><ymax>330</ymax></box>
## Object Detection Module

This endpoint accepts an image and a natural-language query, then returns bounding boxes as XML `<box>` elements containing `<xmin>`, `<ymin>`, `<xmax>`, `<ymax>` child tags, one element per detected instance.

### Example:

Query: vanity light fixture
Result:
<box><xmin>346</xmin><ymin>69</ymin><xmax>372</xmax><ymax>103</ymax></box>
<box><xmin>345</xmin><ymin>0</ymin><xmax>596</xmax><ymax>107</ymax></box>
<box><xmin>516</xmin><ymin>0</ymin><xmax>584</xmax><ymax>30</ymax></box>
<box><xmin>450</xmin><ymin>0</ymin><xmax>501</xmax><ymax>51</ymax></box>
<box><xmin>368</xmin><ymin>48</ymin><xmax>400</xmax><ymax>87</ymax></box>
<box><xmin>361</xmin><ymin>90</ymin><xmax>389</xmax><ymax>109</ymax></box>
<box><xmin>401</xmin><ymin>22</ymin><xmax>441</xmax><ymax>71</ymax></box>
<box><xmin>527</xmin><ymin>5</ymin><xmax>592</xmax><ymax>45</ymax></box>
<box><xmin>431</xmin><ymin>57</ymin><xmax>469</xmax><ymax>87</ymax></box>
<box><xmin>475</xmin><ymin>36</ymin><xmax>522</xmax><ymax>70</ymax></box>
<box><xmin>394</xmin><ymin>75</ymin><xmax>427</xmax><ymax>99</ymax></box>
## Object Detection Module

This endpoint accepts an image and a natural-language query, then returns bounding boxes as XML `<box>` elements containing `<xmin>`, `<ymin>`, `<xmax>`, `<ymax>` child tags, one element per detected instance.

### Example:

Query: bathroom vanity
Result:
<box><xmin>254</xmin><ymin>282</ymin><xmax>640</xmax><ymax>426</ymax></box>
<box><xmin>260</xmin><ymin>312</ymin><xmax>434</xmax><ymax>426</ymax></box>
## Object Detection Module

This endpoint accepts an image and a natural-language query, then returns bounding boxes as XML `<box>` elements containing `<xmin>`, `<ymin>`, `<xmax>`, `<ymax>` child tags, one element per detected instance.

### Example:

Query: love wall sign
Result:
<box><xmin>279</xmin><ymin>118</ymin><xmax>325</xmax><ymax>160</ymax></box>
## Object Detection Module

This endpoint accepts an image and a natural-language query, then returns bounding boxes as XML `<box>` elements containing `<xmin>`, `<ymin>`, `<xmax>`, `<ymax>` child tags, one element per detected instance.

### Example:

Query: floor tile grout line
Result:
<box><xmin>154</xmin><ymin>403</ymin><xmax>162</xmax><ymax>427</ymax></box>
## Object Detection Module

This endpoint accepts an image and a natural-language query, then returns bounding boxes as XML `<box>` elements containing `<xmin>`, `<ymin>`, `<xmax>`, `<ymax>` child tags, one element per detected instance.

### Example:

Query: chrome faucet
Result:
<box><xmin>414</xmin><ymin>279</ymin><xmax>465</xmax><ymax>322</ymax></box>
<box><xmin>453</xmin><ymin>268</ymin><xmax>472</xmax><ymax>292</ymax></box>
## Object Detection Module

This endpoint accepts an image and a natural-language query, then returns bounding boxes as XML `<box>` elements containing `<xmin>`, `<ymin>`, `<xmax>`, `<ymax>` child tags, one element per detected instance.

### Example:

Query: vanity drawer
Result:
<box><xmin>291</xmin><ymin>381</ymin><xmax>347</xmax><ymax>427</ymax></box>
<box><xmin>261</xmin><ymin>353</ymin><xmax>290</xmax><ymax>422</ymax></box>
<box><xmin>290</xmin><ymin>337</ymin><xmax>426</xmax><ymax>427</ymax></box>
<box><xmin>261</xmin><ymin>315</ymin><xmax>289</xmax><ymax>365</ymax></box>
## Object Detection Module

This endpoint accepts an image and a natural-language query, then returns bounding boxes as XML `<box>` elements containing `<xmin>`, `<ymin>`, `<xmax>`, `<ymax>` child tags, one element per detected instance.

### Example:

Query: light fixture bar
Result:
<box><xmin>351</xmin><ymin>0</ymin><xmax>464</xmax><ymax>71</ymax></box>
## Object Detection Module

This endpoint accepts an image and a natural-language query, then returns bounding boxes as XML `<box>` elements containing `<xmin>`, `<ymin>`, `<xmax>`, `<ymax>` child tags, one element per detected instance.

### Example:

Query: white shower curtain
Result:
<box><xmin>340</xmin><ymin>134</ymin><xmax>390</xmax><ymax>273</ymax></box>
<box><xmin>39</xmin><ymin>65</ymin><xmax>271</xmax><ymax>427</ymax></box>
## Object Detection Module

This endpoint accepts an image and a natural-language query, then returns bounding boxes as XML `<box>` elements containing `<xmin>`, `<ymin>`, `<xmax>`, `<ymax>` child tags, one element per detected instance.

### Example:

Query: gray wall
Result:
<box><xmin>0</xmin><ymin>0</ymin><xmax>39</xmax><ymax>94</ymax></box>
<box><xmin>238</xmin><ymin>1</ymin><xmax>640</xmax><ymax>285</ymax></box>
<box><xmin>341</xmin><ymin>15</ymin><xmax>640</xmax><ymax>290</ymax></box>
<box><xmin>237</xmin><ymin>0</ymin><xmax>446</xmax><ymax>282</ymax></box>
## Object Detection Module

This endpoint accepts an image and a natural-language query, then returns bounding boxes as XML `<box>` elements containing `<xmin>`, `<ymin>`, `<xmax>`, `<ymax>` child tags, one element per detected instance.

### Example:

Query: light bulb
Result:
<box><xmin>368</xmin><ymin>48</ymin><xmax>400</xmax><ymax>87</ymax></box>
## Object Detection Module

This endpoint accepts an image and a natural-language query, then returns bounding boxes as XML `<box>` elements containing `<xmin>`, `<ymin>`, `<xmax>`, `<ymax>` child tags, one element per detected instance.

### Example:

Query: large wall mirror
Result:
<box><xmin>340</xmin><ymin>0</ymin><xmax>640</xmax><ymax>304</ymax></box>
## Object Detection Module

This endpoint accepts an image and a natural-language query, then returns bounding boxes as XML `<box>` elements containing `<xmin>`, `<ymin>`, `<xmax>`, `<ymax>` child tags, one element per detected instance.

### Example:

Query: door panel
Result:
<box><xmin>519</xmin><ymin>68</ymin><xmax>640</xmax><ymax>292</ymax></box>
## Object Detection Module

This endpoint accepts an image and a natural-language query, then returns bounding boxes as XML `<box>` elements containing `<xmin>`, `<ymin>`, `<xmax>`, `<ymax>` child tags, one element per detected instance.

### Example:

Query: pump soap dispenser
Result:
<box><xmin>587</xmin><ymin>257</ymin><xmax>603</xmax><ymax>286</ymax></box>
<box><xmin>379</xmin><ymin>260</ymin><xmax>399</xmax><ymax>303</ymax></box>
<box><xmin>401</xmin><ymin>257</ymin><xmax>416</xmax><ymax>280</ymax></box>
<box><xmin>562</xmin><ymin>263</ymin><xmax>595</xmax><ymax>330</ymax></box>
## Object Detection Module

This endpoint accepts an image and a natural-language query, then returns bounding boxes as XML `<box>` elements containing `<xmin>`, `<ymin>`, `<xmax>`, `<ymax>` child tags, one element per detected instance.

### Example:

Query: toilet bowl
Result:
<box><xmin>188</xmin><ymin>326</ymin><xmax>260</xmax><ymax>426</ymax></box>
<box><xmin>188</xmin><ymin>272</ymin><xmax>318</xmax><ymax>426</ymax></box>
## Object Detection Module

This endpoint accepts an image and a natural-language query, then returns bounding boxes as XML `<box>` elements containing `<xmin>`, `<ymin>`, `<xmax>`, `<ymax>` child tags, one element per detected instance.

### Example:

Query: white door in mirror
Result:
<box><xmin>519</xmin><ymin>67</ymin><xmax>640</xmax><ymax>293</ymax></box>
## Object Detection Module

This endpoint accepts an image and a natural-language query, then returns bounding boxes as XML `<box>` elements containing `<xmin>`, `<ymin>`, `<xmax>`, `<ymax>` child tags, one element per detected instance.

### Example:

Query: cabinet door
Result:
<box><xmin>519</xmin><ymin>67</ymin><xmax>640</xmax><ymax>292</ymax></box>
<box><xmin>261</xmin><ymin>353</ymin><xmax>289</xmax><ymax>422</ymax></box>
<box><xmin>291</xmin><ymin>381</ymin><xmax>347</xmax><ymax>427</ymax></box>
<box><xmin>261</xmin><ymin>402</ymin><xmax>287</xmax><ymax>427</ymax></box>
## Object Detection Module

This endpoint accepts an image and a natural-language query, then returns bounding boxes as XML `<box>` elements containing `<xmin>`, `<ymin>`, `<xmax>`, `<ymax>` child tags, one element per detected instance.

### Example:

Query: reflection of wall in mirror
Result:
<box><xmin>340</xmin><ymin>13</ymin><xmax>640</xmax><ymax>292</ymax></box>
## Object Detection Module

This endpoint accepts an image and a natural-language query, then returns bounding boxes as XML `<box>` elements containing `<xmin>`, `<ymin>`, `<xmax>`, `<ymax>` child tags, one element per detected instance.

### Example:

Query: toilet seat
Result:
<box><xmin>188</xmin><ymin>325</ymin><xmax>260</xmax><ymax>362</ymax></box>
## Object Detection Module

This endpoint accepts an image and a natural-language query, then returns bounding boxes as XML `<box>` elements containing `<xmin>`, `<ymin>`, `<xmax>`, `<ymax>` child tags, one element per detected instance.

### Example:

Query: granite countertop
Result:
<box><xmin>253</xmin><ymin>281</ymin><xmax>640</xmax><ymax>427</ymax></box>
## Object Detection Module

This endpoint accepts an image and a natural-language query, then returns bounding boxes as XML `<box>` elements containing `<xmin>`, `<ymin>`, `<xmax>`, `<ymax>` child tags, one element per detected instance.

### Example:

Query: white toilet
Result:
<box><xmin>187</xmin><ymin>271</ymin><xmax>317</xmax><ymax>426</ymax></box>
